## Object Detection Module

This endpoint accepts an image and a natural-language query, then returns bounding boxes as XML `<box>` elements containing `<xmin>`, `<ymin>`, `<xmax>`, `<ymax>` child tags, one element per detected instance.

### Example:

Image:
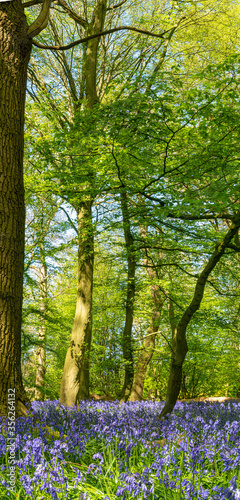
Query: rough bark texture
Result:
<box><xmin>160</xmin><ymin>213</ymin><xmax>240</xmax><ymax>417</ymax></box>
<box><xmin>119</xmin><ymin>190</ymin><xmax>136</xmax><ymax>401</ymax></box>
<box><xmin>35</xmin><ymin>258</ymin><xmax>47</xmax><ymax>400</ymax></box>
<box><xmin>130</xmin><ymin>228</ymin><xmax>164</xmax><ymax>401</ymax></box>
<box><xmin>60</xmin><ymin>201</ymin><xmax>94</xmax><ymax>405</ymax></box>
<box><xmin>0</xmin><ymin>1</ymin><xmax>32</xmax><ymax>416</ymax></box>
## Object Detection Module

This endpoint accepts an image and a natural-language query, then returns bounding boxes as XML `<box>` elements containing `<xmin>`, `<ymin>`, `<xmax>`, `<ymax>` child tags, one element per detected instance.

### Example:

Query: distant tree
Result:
<box><xmin>129</xmin><ymin>226</ymin><xmax>165</xmax><ymax>401</ymax></box>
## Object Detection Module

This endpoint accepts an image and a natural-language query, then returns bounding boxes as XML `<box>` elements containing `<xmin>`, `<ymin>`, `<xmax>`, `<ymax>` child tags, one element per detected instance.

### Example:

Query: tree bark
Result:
<box><xmin>129</xmin><ymin>299</ymin><xmax>161</xmax><ymax>402</ymax></box>
<box><xmin>0</xmin><ymin>0</ymin><xmax>32</xmax><ymax>416</ymax></box>
<box><xmin>35</xmin><ymin>255</ymin><xmax>47</xmax><ymax>400</ymax></box>
<box><xmin>130</xmin><ymin>228</ymin><xmax>164</xmax><ymax>401</ymax></box>
<box><xmin>119</xmin><ymin>190</ymin><xmax>136</xmax><ymax>401</ymax></box>
<box><xmin>60</xmin><ymin>200</ymin><xmax>94</xmax><ymax>405</ymax></box>
<box><xmin>85</xmin><ymin>0</ymin><xmax>107</xmax><ymax>107</ymax></box>
<box><xmin>160</xmin><ymin>212</ymin><xmax>240</xmax><ymax>417</ymax></box>
<box><xmin>234</xmin><ymin>230</ymin><xmax>240</xmax><ymax>398</ymax></box>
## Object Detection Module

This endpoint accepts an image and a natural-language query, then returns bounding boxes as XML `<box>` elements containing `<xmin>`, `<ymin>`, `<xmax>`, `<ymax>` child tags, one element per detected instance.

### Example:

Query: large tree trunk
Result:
<box><xmin>59</xmin><ymin>0</ymin><xmax>106</xmax><ymax>407</ymax></box>
<box><xmin>119</xmin><ymin>190</ymin><xmax>136</xmax><ymax>401</ymax></box>
<box><xmin>160</xmin><ymin>213</ymin><xmax>240</xmax><ymax>417</ymax></box>
<box><xmin>0</xmin><ymin>1</ymin><xmax>32</xmax><ymax>416</ymax></box>
<box><xmin>60</xmin><ymin>200</ymin><xmax>94</xmax><ymax>405</ymax></box>
<box><xmin>35</xmin><ymin>256</ymin><xmax>47</xmax><ymax>401</ymax></box>
<box><xmin>130</xmin><ymin>228</ymin><xmax>164</xmax><ymax>401</ymax></box>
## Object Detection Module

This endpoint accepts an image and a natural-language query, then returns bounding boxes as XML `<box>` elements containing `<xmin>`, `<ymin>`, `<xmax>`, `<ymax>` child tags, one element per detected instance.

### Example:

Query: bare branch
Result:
<box><xmin>106</xmin><ymin>0</ymin><xmax>127</xmax><ymax>11</ymax></box>
<box><xmin>32</xmin><ymin>25</ymin><xmax>172</xmax><ymax>49</ymax></box>
<box><xmin>56</xmin><ymin>0</ymin><xmax>88</xmax><ymax>28</ymax></box>
<box><xmin>59</xmin><ymin>206</ymin><xmax>78</xmax><ymax>234</ymax></box>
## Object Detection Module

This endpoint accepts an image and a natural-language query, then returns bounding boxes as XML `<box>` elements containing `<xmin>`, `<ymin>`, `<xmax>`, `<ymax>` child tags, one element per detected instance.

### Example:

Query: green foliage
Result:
<box><xmin>22</xmin><ymin>0</ymin><xmax>240</xmax><ymax>402</ymax></box>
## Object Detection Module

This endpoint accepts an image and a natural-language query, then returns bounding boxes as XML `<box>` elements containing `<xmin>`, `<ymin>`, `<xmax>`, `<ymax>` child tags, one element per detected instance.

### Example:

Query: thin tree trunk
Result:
<box><xmin>160</xmin><ymin>213</ymin><xmax>240</xmax><ymax>417</ymax></box>
<box><xmin>234</xmin><ymin>230</ymin><xmax>240</xmax><ymax>398</ymax></box>
<box><xmin>129</xmin><ymin>303</ymin><xmax>161</xmax><ymax>402</ymax></box>
<box><xmin>237</xmin><ymin>302</ymin><xmax>240</xmax><ymax>397</ymax></box>
<box><xmin>35</xmin><ymin>256</ymin><xmax>47</xmax><ymax>400</ymax></box>
<box><xmin>119</xmin><ymin>190</ymin><xmax>136</xmax><ymax>401</ymax></box>
<box><xmin>130</xmin><ymin>228</ymin><xmax>164</xmax><ymax>401</ymax></box>
<box><xmin>60</xmin><ymin>200</ymin><xmax>94</xmax><ymax>405</ymax></box>
<box><xmin>0</xmin><ymin>1</ymin><xmax>32</xmax><ymax>416</ymax></box>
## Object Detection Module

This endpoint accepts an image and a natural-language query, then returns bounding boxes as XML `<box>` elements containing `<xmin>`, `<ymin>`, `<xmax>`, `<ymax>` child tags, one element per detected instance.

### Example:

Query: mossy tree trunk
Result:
<box><xmin>59</xmin><ymin>0</ymin><xmax>107</xmax><ymax>407</ymax></box>
<box><xmin>60</xmin><ymin>200</ymin><xmax>94</xmax><ymax>404</ymax></box>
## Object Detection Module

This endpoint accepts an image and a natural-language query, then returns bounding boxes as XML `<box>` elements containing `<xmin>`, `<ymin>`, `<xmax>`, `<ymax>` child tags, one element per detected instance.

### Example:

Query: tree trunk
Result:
<box><xmin>60</xmin><ymin>200</ymin><xmax>94</xmax><ymax>405</ymax></box>
<box><xmin>129</xmin><ymin>309</ymin><xmax>160</xmax><ymax>402</ymax></box>
<box><xmin>59</xmin><ymin>0</ymin><xmax>106</xmax><ymax>407</ymax></box>
<box><xmin>160</xmin><ymin>213</ymin><xmax>240</xmax><ymax>417</ymax></box>
<box><xmin>0</xmin><ymin>1</ymin><xmax>32</xmax><ymax>416</ymax></box>
<box><xmin>85</xmin><ymin>0</ymin><xmax>107</xmax><ymax>107</ymax></box>
<box><xmin>35</xmin><ymin>256</ymin><xmax>47</xmax><ymax>401</ymax></box>
<box><xmin>130</xmin><ymin>228</ymin><xmax>164</xmax><ymax>401</ymax></box>
<box><xmin>119</xmin><ymin>190</ymin><xmax>136</xmax><ymax>401</ymax></box>
<box><xmin>234</xmin><ymin>230</ymin><xmax>240</xmax><ymax>398</ymax></box>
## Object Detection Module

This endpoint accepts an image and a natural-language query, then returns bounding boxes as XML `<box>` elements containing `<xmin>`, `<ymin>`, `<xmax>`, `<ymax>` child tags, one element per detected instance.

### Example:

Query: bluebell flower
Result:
<box><xmin>92</xmin><ymin>452</ymin><xmax>104</xmax><ymax>463</ymax></box>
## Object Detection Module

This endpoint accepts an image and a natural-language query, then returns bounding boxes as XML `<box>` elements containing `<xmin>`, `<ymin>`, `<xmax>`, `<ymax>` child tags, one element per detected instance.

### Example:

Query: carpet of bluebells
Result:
<box><xmin>0</xmin><ymin>400</ymin><xmax>240</xmax><ymax>499</ymax></box>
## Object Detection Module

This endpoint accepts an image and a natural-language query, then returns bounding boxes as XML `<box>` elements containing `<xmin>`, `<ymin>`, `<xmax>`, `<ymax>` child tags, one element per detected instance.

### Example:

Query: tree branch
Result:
<box><xmin>28</xmin><ymin>0</ymin><xmax>52</xmax><ymax>38</ymax></box>
<box><xmin>139</xmin><ymin>191</ymin><xmax>165</xmax><ymax>206</ymax></box>
<box><xmin>59</xmin><ymin>206</ymin><xmax>78</xmax><ymax>234</ymax></box>
<box><xmin>56</xmin><ymin>0</ymin><xmax>88</xmax><ymax>28</ymax></box>
<box><xmin>226</xmin><ymin>242</ymin><xmax>240</xmax><ymax>252</ymax></box>
<box><xmin>178</xmin><ymin>212</ymin><xmax>240</xmax><ymax>333</ymax></box>
<box><xmin>106</xmin><ymin>0</ymin><xmax>128</xmax><ymax>10</ymax></box>
<box><xmin>23</xmin><ymin>0</ymin><xmax>42</xmax><ymax>7</ymax></box>
<box><xmin>32</xmin><ymin>25</ymin><xmax>172</xmax><ymax>49</ymax></box>
<box><xmin>167</xmin><ymin>212</ymin><xmax>235</xmax><ymax>221</ymax></box>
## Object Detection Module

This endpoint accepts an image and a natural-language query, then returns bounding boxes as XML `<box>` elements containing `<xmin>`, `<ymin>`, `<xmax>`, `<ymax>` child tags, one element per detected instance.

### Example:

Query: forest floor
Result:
<box><xmin>0</xmin><ymin>399</ymin><xmax>240</xmax><ymax>499</ymax></box>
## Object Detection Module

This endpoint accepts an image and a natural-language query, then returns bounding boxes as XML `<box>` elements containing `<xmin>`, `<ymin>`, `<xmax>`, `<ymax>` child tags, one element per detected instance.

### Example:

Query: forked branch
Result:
<box><xmin>28</xmin><ymin>0</ymin><xmax>52</xmax><ymax>37</ymax></box>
